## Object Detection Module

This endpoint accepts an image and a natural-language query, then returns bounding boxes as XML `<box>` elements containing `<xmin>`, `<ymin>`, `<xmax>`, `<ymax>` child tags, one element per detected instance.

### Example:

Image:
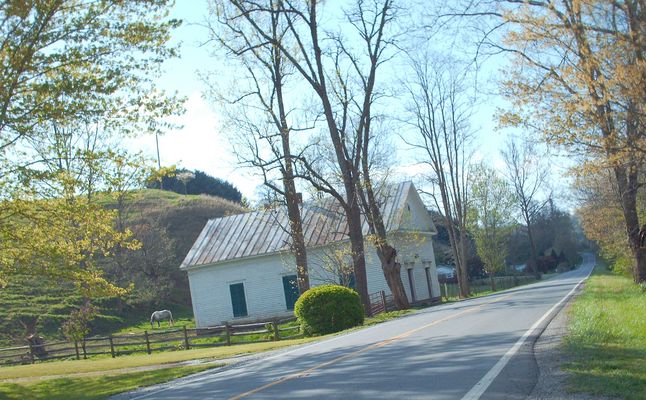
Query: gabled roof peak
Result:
<box><xmin>180</xmin><ymin>181</ymin><xmax>429</xmax><ymax>269</ymax></box>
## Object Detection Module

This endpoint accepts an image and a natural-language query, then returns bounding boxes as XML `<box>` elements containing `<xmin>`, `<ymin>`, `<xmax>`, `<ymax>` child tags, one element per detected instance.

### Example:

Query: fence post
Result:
<box><xmin>109</xmin><ymin>335</ymin><xmax>115</xmax><ymax>358</ymax></box>
<box><xmin>144</xmin><ymin>330</ymin><xmax>151</xmax><ymax>355</ymax></box>
<box><xmin>380</xmin><ymin>291</ymin><xmax>387</xmax><ymax>312</ymax></box>
<box><xmin>27</xmin><ymin>341</ymin><xmax>35</xmax><ymax>364</ymax></box>
<box><xmin>183</xmin><ymin>325</ymin><xmax>190</xmax><ymax>350</ymax></box>
<box><xmin>74</xmin><ymin>340</ymin><xmax>80</xmax><ymax>360</ymax></box>
<box><xmin>224</xmin><ymin>323</ymin><xmax>231</xmax><ymax>346</ymax></box>
<box><xmin>272</xmin><ymin>320</ymin><xmax>279</xmax><ymax>341</ymax></box>
<box><xmin>444</xmin><ymin>283</ymin><xmax>448</xmax><ymax>300</ymax></box>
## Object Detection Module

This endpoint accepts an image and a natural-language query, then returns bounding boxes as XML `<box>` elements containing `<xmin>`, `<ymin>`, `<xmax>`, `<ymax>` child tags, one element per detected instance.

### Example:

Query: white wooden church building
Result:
<box><xmin>181</xmin><ymin>182</ymin><xmax>441</xmax><ymax>327</ymax></box>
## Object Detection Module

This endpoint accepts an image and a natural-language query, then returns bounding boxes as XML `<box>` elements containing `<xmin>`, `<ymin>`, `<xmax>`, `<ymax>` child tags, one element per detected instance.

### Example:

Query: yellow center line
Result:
<box><xmin>229</xmin><ymin>293</ymin><xmax>515</xmax><ymax>400</ymax></box>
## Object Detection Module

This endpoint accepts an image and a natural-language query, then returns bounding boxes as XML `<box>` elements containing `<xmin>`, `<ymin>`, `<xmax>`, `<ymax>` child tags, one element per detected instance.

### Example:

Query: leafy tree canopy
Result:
<box><xmin>468</xmin><ymin>163</ymin><xmax>516</xmax><ymax>286</ymax></box>
<box><xmin>0</xmin><ymin>0</ymin><xmax>182</xmax><ymax>296</ymax></box>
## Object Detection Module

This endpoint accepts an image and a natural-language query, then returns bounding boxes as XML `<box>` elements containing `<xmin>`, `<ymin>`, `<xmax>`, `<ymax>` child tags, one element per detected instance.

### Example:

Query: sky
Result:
<box><xmin>129</xmin><ymin>0</ymin><xmax>543</xmax><ymax>204</ymax></box>
<box><xmin>126</xmin><ymin>1</ymin><xmax>262</xmax><ymax>197</ymax></box>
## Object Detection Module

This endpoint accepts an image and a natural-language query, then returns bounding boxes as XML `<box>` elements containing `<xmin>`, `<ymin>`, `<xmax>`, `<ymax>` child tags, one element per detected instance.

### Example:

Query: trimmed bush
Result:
<box><xmin>294</xmin><ymin>285</ymin><xmax>364</xmax><ymax>335</ymax></box>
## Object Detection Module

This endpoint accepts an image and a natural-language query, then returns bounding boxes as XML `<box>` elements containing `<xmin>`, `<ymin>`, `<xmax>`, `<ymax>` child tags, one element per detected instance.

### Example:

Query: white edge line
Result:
<box><xmin>460</xmin><ymin>257</ymin><xmax>595</xmax><ymax>400</ymax></box>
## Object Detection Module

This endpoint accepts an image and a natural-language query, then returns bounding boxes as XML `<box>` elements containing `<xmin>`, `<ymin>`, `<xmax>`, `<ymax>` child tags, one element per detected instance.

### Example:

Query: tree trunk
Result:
<box><xmin>284</xmin><ymin>180</ymin><xmax>309</xmax><ymax>293</ymax></box>
<box><xmin>442</xmin><ymin>216</ymin><xmax>468</xmax><ymax>299</ymax></box>
<box><xmin>525</xmin><ymin>210</ymin><xmax>541</xmax><ymax>279</ymax></box>
<box><xmin>634</xmin><ymin>248</ymin><xmax>646</xmax><ymax>283</ymax></box>
<box><xmin>359</xmin><ymin>163</ymin><xmax>409</xmax><ymax>309</ymax></box>
<box><xmin>489</xmin><ymin>275</ymin><xmax>496</xmax><ymax>291</ymax></box>
<box><xmin>312</xmin><ymin>68</ymin><xmax>369</xmax><ymax>311</ymax></box>
<box><xmin>457</xmin><ymin>230</ymin><xmax>470</xmax><ymax>298</ymax></box>
<box><xmin>273</xmin><ymin>33</ymin><xmax>309</xmax><ymax>294</ymax></box>
<box><xmin>374</xmin><ymin>242</ymin><xmax>409</xmax><ymax>309</ymax></box>
<box><xmin>615</xmin><ymin>164</ymin><xmax>646</xmax><ymax>283</ymax></box>
<box><xmin>346</xmin><ymin>200</ymin><xmax>370</xmax><ymax>313</ymax></box>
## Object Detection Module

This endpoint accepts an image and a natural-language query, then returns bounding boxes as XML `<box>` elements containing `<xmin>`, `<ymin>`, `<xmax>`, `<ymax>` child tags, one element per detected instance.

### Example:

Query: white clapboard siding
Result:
<box><xmin>183</xmin><ymin>182</ymin><xmax>441</xmax><ymax>327</ymax></box>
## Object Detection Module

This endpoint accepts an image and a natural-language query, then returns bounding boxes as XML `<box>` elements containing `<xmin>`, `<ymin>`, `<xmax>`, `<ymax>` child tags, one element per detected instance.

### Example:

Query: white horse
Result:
<box><xmin>150</xmin><ymin>310</ymin><xmax>174</xmax><ymax>328</ymax></box>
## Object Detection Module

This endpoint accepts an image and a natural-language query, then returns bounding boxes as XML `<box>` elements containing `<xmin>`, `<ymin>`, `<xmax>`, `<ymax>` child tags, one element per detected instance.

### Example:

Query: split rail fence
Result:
<box><xmin>0</xmin><ymin>318</ymin><xmax>301</xmax><ymax>366</ymax></box>
<box><xmin>440</xmin><ymin>275</ymin><xmax>538</xmax><ymax>299</ymax></box>
<box><xmin>369</xmin><ymin>275</ymin><xmax>537</xmax><ymax>312</ymax></box>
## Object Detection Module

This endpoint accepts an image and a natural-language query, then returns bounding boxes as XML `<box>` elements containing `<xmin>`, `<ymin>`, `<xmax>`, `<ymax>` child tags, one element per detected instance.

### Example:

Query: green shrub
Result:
<box><xmin>294</xmin><ymin>285</ymin><xmax>364</xmax><ymax>335</ymax></box>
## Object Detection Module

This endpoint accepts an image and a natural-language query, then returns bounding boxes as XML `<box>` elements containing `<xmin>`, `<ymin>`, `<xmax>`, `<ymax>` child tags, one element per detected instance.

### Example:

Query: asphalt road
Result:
<box><xmin>119</xmin><ymin>254</ymin><xmax>594</xmax><ymax>400</ymax></box>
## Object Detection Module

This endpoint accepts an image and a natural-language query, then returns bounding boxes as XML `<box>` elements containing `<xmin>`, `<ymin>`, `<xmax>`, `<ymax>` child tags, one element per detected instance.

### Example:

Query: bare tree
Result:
<box><xmin>209</xmin><ymin>0</ymin><xmax>310</xmax><ymax>293</ymax></box>
<box><xmin>290</xmin><ymin>0</ymin><xmax>412</xmax><ymax>309</ymax></box>
<box><xmin>220</xmin><ymin>0</ymin><xmax>410</xmax><ymax>311</ymax></box>
<box><xmin>501</xmin><ymin>137</ymin><xmax>550</xmax><ymax>278</ymax></box>
<box><xmin>401</xmin><ymin>54</ymin><xmax>474</xmax><ymax>299</ymax></box>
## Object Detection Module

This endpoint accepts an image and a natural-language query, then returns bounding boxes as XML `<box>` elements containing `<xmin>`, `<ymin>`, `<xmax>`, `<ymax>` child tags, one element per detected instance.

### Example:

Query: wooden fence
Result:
<box><xmin>0</xmin><ymin>318</ymin><xmax>301</xmax><ymax>366</ymax></box>
<box><xmin>368</xmin><ymin>290</ymin><xmax>394</xmax><ymax>315</ymax></box>
<box><xmin>440</xmin><ymin>275</ymin><xmax>537</xmax><ymax>299</ymax></box>
<box><xmin>369</xmin><ymin>275</ymin><xmax>536</xmax><ymax>311</ymax></box>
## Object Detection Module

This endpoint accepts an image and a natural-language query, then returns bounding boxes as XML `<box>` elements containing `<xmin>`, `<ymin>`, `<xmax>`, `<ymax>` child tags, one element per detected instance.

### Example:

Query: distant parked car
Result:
<box><xmin>436</xmin><ymin>265</ymin><xmax>457</xmax><ymax>283</ymax></box>
<box><xmin>512</xmin><ymin>264</ymin><xmax>526</xmax><ymax>272</ymax></box>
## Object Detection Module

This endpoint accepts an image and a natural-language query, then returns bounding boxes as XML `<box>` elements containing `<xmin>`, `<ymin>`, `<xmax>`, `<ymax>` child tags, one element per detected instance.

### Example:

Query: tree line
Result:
<box><xmin>146</xmin><ymin>168</ymin><xmax>243</xmax><ymax>204</ymax></box>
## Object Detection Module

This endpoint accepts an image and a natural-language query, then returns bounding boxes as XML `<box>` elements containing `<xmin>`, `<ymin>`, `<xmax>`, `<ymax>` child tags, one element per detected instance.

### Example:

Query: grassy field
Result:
<box><xmin>112</xmin><ymin>306</ymin><xmax>195</xmax><ymax>335</ymax></box>
<box><xmin>0</xmin><ymin>309</ymin><xmax>419</xmax><ymax>399</ymax></box>
<box><xmin>0</xmin><ymin>364</ymin><xmax>219</xmax><ymax>400</ymax></box>
<box><xmin>564</xmin><ymin>260</ymin><xmax>646</xmax><ymax>399</ymax></box>
<box><xmin>0</xmin><ymin>338</ymin><xmax>318</xmax><ymax>381</ymax></box>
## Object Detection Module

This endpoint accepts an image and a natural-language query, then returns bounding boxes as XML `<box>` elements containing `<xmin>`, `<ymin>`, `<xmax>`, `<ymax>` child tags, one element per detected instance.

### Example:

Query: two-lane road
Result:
<box><xmin>118</xmin><ymin>254</ymin><xmax>595</xmax><ymax>400</ymax></box>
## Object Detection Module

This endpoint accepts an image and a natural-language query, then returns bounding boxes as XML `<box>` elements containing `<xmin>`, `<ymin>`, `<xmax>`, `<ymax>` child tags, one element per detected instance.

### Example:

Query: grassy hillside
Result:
<box><xmin>0</xmin><ymin>190</ymin><xmax>245</xmax><ymax>346</ymax></box>
<box><xmin>0</xmin><ymin>276</ymin><xmax>122</xmax><ymax>346</ymax></box>
<box><xmin>116</xmin><ymin>189</ymin><xmax>245</xmax><ymax>262</ymax></box>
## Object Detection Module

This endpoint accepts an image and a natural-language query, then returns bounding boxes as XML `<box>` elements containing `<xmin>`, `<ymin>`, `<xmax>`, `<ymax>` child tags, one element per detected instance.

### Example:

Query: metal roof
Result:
<box><xmin>180</xmin><ymin>181</ymin><xmax>424</xmax><ymax>269</ymax></box>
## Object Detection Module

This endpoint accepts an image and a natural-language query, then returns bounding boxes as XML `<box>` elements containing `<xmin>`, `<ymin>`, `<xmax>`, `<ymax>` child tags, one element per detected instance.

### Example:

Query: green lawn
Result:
<box><xmin>0</xmin><ymin>338</ymin><xmax>318</xmax><ymax>381</ymax></box>
<box><xmin>564</xmin><ymin>260</ymin><xmax>646</xmax><ymax>399</ymax></box>
<box><xmin>363</xmin><ymin>309</ymin><xmax>414</xmax><ymax>325</ymax></box>
<box><xmin>0</xmin><ymin>364</ymin><xmax>219</xmax><ymax>400</ymax></box>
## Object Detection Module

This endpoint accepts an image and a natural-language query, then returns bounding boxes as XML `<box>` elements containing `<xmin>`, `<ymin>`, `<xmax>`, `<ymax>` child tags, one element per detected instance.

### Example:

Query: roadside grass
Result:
<box><xmin>563</xmin><ymin>260</ymin><xmax>646</xmax><ymax>400</ymax></box>
<box><xmin>363</xmin><ymin>310</ymin><xmax>414</xmax><ymax>325</ymax></box>
<box><xmin>0</xmin><ymin>364</ymin><xmax>219</xmax><ymax>400</ymax></box>
<box><xmin>0</xmin><ymin>338</ymin><xmax>317</xmax><ymax>381</ymax></box>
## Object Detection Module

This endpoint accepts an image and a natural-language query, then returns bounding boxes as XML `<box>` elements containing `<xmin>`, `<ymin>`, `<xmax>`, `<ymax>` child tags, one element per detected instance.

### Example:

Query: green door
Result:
<box><xmin>282</xmin><ymin>275</ymin><xmax>299</xmax><ymax>310</ymax></box>
<box><xmin>229</xmin><ymin>283</ymin><xmax>248</xmax><ymax>317</ymax></box>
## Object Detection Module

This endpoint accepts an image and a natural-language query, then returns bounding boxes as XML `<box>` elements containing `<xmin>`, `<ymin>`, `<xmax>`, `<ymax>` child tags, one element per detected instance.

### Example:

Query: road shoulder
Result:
<box><xmin>528</xmin><ymin>289</ymin><xmax>611</xmax><ymax>400</ymax></box>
